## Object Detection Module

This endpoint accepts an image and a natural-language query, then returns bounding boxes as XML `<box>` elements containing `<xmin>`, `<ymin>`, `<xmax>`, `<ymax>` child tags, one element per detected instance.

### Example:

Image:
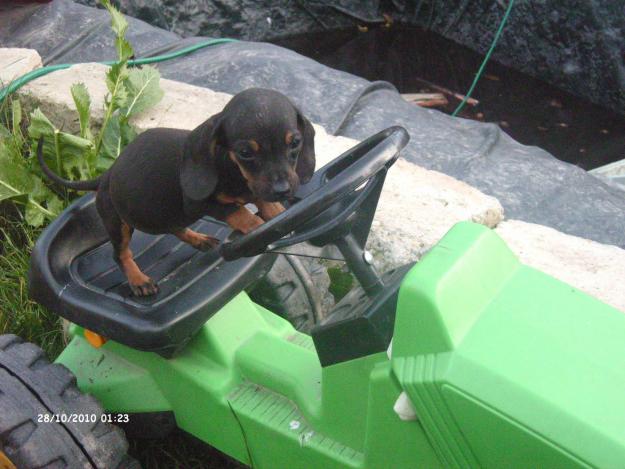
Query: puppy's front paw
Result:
<box><xmin>238</xmin><ymin>214</ymin><xmax>265</xmax><ymax>234</ymax></box>
<box><xmin>257</xmin><ymin>201</ymin><xmax>285</xmax><ymax>221</ymax></box>
<box><xmin>225</xmin><ymin>206</ymin><xmax>265</xmax><ymax>234</ymax></box>
<box><xmin>175</xmin><ymin>229</ymin><xmax>220</xmax><ymax>252</ymax></box>
<box><xmin>194</xmin><ymin>234</ymin><xmax>220</xmax><ymax>251</ymax></box>
<box><xmin>130</xmin><ymin>277</ymin><xmax>159</xmax><ymax>297</ymax></box>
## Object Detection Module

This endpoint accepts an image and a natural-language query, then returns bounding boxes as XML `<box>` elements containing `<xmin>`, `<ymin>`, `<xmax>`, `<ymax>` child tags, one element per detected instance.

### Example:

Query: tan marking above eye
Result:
<box><xmin>249</xmin><ymin>140</ymin><xmax>260</xmax><ymax>152</ymax></box>
<box><xmin>229</xmin><ymin>151</ymin><xmax>254</xmax><ymax>182</ymax></box>
<box><xmin>285</xmin><ymin>131</ymin><xmax>294</xmax><ymax>145</ymax></box>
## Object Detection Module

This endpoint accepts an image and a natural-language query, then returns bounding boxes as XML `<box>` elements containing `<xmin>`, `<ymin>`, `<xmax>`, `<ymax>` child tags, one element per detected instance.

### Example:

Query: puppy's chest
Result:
<box><xmin>214</xmin><ymin>192</ymin><xmax>251</xmax><ymax>205</ymax></box>
<box><xmin>213</xmin><ymin>173</ymin><xmax>254</xmax><ymax>205</ymax></box>
<box><xmin>183</xmin><ymin>190</ymin><xmax>253</xmax><ymax>225</ymax></box>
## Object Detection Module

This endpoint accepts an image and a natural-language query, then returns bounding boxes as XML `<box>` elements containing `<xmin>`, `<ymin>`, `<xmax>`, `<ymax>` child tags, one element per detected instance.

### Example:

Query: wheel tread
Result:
<box><xmin>0</xmin><ymin>335</ymin><xmax>21</xmax><ymax>351</ymax></box>
<box><xmin>0</xmin><ymin>335</ymin><xmax>138</xmax><ymax>469</ymax></box>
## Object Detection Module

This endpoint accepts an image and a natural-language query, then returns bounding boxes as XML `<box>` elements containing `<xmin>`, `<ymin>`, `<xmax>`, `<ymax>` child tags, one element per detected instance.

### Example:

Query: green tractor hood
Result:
<box><xmin>392</xmin><ymin>222</ymin><xmax>625</xmax><ymax>468</ymax></box>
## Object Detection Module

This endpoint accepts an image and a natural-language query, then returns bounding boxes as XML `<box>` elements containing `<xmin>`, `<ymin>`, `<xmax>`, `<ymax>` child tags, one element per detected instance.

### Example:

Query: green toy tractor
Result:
<box><xmin>1</xmin><ymin>127</ymin><xmax>624</xmax><ymax>468</ymax></box>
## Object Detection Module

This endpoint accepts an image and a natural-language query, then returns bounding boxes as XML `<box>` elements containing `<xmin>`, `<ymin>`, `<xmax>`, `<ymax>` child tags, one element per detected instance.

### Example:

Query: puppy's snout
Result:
<box><xmin>272</xmin><ymin>180</ymin><xmax>291</xmax><ymax>198</ymax></box>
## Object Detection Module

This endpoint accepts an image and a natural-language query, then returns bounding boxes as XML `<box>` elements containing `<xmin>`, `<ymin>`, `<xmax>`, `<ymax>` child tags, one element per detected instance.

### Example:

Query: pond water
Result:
<box><xmin>272</xmin><ymin>24</ymin><xmax>625</xmax><ymax>170</ymax></box>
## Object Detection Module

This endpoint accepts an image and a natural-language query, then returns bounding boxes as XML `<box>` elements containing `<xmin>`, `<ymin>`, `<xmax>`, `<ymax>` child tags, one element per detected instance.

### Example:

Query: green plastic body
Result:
<box><xmin>56</xmin><ymin>222</ymin><xmax>625</xmax><ymax>468</ymax></box>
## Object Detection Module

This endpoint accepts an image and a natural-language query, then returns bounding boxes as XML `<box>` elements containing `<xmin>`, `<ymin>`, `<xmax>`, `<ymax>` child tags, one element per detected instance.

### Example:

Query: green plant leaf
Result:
<box><xmin>120</xmin><ymin>118</ymin><xmax>137</xmax><ymax>148</ymax></box>
<box><xmin>27</xmin><ymin>107</ymin><xmax>54</xmax><ymax>134</ymax></box>
<box><xmin>1</xmin><ymin>100</ymin><xmax>25</xmax><ymax>150</ymax></box>
<box><xmin>101</xmin><ymin>0</ymin><xmax>133</xmax><ymax>62</ymax></box>
<box><xmin>25</xmin><ymin>200</ymin><xmax>46</xmax><ymax>227</ymax></box>
<box><xmin>56</xmin><ymin>132</ymin><xmax>96</xmax><ymax>180</ymax></box>
<box><xmin>0</xmin><ymin>124</ymin><xmax>10</xmax><ymax>140</ymax></box>
<box><xmin>105</xmin><ymin>62</ymin><xmax>129</xmax><ymax>107</ymax></box>
<box><xmin>46</xmin><ymin>193</ymin><xmax>64</xmax><ymax>215</ymax></box>
<box><xmin>99</xmin><ymin>114</ymin><xmax>136</xmax><ymax>162</ymax></box>
<box><xmin>11</xmin><ymin>100</ymin><xmax>22</xmax><ymax>134</ymax></box>
<box><xmin>0</xmin><ymin>148</ymin><xmax>33</xmax><ymax>204</ymax></box>
<box><xmin>100</xmin><ymin>113</ymin><xmax>121</xmax><ymax>161</ymax></box>
<box><xmin>117</xmin><ymin>37</ymin><xmax>134</xmax><ymax>63</ymax></box>
<box><xmin>24</xmin><ymin>179</ymin><xmax>63</xmax><ymax>227</ymax></box>
<box><xmin>102</xmin><ymin>0</ymin><xmax>128</xmax><ymax>37</ymax></box>
<box><xmin>0</xmin><ymin>132</ymin><xmax>70</xmax><ymax>227</ymax></box>
<box><xmin>0</xmin><ymin>122</ymin><xmax>18</xmax><ymax>156</ymax></box>
<box><xmin>28</xmin><ymin>108</ymin><xmax>94</xmax><ymax>180</ymax></box>
<box><xmin>122</xmin><ymin>66</ymin><xmax>164</xmax><ymax>117</ymax></box>
<box><xmin>71</xmin><ymin>83</ymin><xmax>92</xmax><ymax>140</ymax></box>
<box><xmin>28</xmin><ymin>109</ymin><xmax>65</xmax><ymax>169</ymax></box>
<box><xmin>96</xmin><ymin>62</ymin><xmax>130</xmax><ymax>158</ymax></box>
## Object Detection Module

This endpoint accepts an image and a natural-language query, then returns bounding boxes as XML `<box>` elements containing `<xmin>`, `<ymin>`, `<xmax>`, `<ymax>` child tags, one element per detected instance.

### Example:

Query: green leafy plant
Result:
<box><xmin>327</xmin><ymin>265</ymin><xmax>354</xmax><ymax>302</ymax></box>
<box><xmin>0</xmin><ymin>100</ymin><xmax>63</xmax><ymax>227</ymax></box>
<box><xmin>0</xmin><ymin>0</ymin><xmax>163</xmax><ymax>227</ymax></box>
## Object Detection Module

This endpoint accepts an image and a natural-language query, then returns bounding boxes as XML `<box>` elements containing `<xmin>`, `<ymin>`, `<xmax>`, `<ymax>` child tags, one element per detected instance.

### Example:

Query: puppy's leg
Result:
<box><xmin>225</xmin><ymin>206</ymin><xmax>265</xmax><ymax>234</ymax></box>
<box><xmin>175</xmin><ymin>228</ymin><xmax>219</xmax><ymax>252</ymax></box>
<box><xmin>116</xmin><ymin>223</ymin><xmax>159</xmax><ymax>296</ymax></box>
<box><xmin>255</xmin><ymin>200</ymin><xmax>285</xmax><ymax>221</ymax></box>
<box><xmin>96</xmin><ymin>186</ymin><xmax>158</xmax><ymax>297</ymax></box>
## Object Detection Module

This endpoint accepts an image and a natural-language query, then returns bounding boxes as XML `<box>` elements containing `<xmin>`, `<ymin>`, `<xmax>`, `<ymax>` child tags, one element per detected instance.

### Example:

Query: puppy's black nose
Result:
<box><xmin>272</xmin><ymin>180</ymin><xmax>290</xmax><ymax>198</ymax></box>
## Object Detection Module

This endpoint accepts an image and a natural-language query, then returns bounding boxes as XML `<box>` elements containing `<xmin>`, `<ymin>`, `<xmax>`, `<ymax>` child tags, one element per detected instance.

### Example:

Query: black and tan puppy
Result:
<box><xmin>38</xmin><ymin>88</ymin><xmax>315</xmax><ymax>296</ymax></box>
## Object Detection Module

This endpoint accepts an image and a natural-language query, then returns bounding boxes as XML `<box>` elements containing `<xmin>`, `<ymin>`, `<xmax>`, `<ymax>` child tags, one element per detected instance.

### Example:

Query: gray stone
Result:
<box><xmin>17</xmin><ymin>62</ymin><xmax>232</xmax><ymax>133</ymax></box>
<box><xmin>368</xmin><ymin>159</ymin><xmax>504</xmax><ymax>272</ymax></box>
<box><xmin>0</xmin><ymin>48</ymin><xmax>42</xmax><ymax>86</ymax></box>
<box><xmin>497</xmin><ymin>220</ymin><xmax>625</xmax><ymax>312</ymax></box>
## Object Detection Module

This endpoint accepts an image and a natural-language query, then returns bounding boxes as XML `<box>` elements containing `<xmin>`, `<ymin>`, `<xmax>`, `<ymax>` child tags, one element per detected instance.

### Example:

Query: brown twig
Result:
<box><xmin>413</xmin><ymin>78</ymin><xmax>479</xmax><ymax>106</ymax></box>
<box><xmin>401</xmin><ymin>93</ymin><xmax>449</xmax><ymax>108</ymax></box>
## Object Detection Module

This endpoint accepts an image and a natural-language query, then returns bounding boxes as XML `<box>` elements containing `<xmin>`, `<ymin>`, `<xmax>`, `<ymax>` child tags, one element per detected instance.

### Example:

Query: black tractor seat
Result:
<box><xmin>28</xmin><ymin>194</ymin><xmax>275</xmax><ymax>357</ymax></box>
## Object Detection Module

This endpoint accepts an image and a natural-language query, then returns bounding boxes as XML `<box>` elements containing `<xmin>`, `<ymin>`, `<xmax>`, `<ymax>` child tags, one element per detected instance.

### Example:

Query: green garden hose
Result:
<box><xmin>0</xmin><ymin>38</ymin><xmax>237</xmax><ymax>103</ymax></box>
<box><xmin>452</xmin><ymin>0</ymin><xmax>515</xmax><ymax>116</ymax></box>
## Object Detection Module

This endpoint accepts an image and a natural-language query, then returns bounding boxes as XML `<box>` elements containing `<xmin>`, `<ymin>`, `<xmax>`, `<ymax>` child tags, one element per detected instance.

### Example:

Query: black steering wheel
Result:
<box><xmin>219</xmin><ymin>126</ymin><xmax>410</xmax><ymax>261</ymax></box>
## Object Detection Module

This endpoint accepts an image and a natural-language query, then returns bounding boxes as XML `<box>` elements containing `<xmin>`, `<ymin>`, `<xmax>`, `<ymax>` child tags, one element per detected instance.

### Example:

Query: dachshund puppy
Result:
<box><xmin>38</xmin><ymin>88</ymin><xmax>316</xmax><ymax>296</ymax></box>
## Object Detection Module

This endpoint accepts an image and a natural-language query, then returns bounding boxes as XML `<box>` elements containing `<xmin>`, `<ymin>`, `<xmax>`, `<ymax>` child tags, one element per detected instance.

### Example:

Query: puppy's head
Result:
<box><xmin>180</xmin><ymin>88</ymin><xmax>315</xmax><ymax>203</ymax></box>
<box><xmin>222</xmin><ymin>88</ymin><xmax>316</xmax><ymax>202</ymax></box>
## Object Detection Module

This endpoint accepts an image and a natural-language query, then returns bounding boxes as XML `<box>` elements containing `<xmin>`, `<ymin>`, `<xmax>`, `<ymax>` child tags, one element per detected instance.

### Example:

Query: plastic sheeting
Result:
<box><xmin>74</xmin><ymin>0</ymin><xmax>625</xmax><ymax>116</ymax></box>
<box><xmin>75</xmin><ymin>0</ymin><xmax>384</xmax><ymax>41</ymax></box>
<box><xmin>2</xmin><ymin>0</ymin><xmax>625</xmax><ymax>248</ymax></box>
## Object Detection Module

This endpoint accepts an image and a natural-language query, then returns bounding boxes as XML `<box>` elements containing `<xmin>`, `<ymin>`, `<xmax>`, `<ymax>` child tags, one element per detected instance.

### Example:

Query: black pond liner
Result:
<box><xmin>74</xmin><ymin>0</ymin><xmax>625</xmax><ymax>117</ymax></box>
<box><xmin>3</xmin><ymin>0</ymin><xmax>625</xmax><ymax>249</ymax></box>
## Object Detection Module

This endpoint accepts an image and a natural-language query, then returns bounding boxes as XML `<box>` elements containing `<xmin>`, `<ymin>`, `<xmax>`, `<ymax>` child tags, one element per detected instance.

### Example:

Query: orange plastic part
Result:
<box><xmin>84</xmin><ymin>329</ymin><xmax>107</xmax><ymax>348</ymax></box>
<box><xmin>0</xmin><ymin>450</ymin><xmax>17</xmax><ymax>469</ymax></box>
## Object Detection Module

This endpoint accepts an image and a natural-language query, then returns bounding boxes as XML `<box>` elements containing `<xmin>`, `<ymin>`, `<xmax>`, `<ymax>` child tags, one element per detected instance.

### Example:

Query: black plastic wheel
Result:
<box><xmin>0</xmin><ymin>334</ymin><xmax>139</xmax><ymax>469</ymax></box>
<box><xmin>248</xmin><ymin>254</ymin><xmax>331</xmax><ymax>332</ymax></box>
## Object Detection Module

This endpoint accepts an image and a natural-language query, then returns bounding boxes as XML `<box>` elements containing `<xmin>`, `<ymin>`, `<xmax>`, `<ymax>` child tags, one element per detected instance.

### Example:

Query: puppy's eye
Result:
<box><xmin>290</xmin><ymin>136</ymin><xmax>301</xmax><ymax>149</ymax></box>
<box><xmin>238</xmin><ymin>149</ymin><xmax>255</xmax><ymax>161</ymax></box>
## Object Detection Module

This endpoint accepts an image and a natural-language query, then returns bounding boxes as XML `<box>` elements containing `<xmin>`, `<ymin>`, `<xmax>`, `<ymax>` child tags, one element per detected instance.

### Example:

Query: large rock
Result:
<box><xmin>0</xmin><ymin>48</ymin><xmax>42</xmax><ymax>85</ymax></box>
<box><xmin>369</xmin><ymin>160</ymin><xmax>503</xmax><ymax>272</ymax></box>
<box><xmin>18</xmin><ymin>62</ymin><xmax>232</xmax><ymax>132</ymax></box>
<box><xmin>497</xmin><ymin>220</ymin><xmax>625</xmax><ymax>312</ymax></box>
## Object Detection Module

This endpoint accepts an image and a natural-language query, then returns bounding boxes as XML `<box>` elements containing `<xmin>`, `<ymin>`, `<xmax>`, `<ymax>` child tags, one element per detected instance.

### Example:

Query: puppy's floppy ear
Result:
<box><xmin>295</xmin><ymin>108</ymin><xmax>316</xmax><ymax>184</ymax></box>
<box><xmin>180</xmin><ymin>113</ymin><xmax>224</xmax><ymax>201</ymax></box>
